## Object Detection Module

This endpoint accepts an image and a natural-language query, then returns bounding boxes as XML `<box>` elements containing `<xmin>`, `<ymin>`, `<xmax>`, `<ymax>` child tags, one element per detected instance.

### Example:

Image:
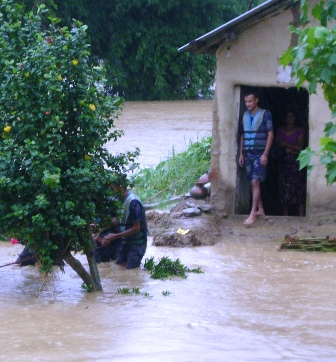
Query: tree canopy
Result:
<box><xmin>15</xmin><ymin>0</ymin><xmax>265</xmax><ymax>100</ymax></box>
<box><xmin>0</xmin><ymin>0</ymin><xmax>138</xmax><ymax>290</ymax></box>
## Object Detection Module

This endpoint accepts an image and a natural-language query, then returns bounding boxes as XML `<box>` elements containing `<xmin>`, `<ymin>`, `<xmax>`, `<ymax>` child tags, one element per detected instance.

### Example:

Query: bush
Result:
<box><xmin>134</xmin><ymin>136</ymin><xmax>211</xmax><ymax>204</ymax></box>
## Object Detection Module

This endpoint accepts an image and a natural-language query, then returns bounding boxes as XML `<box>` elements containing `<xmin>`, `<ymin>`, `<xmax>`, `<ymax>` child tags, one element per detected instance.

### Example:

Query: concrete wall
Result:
<box><xmin>210</xmin><ymin>1</ymin><xmax>336</xmax><ymax>218</ymax></box>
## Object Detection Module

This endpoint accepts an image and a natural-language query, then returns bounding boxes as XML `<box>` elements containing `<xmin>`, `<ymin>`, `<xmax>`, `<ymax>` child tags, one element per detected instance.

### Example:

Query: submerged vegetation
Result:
<box><xmin>117</xmin><ymin>287</ymin><xmax>151</xmax><ymax>298</ymax></box>
<box><xmin>144</xmin><ymin>256</ymin><xmax>203</xmax><ymax>280</ymax></box>
<box><xmin>279</xmin><ymin>235</ymin><xmax>336</xmax><ymax>252</ymax></box>
<box><xmin>134</xmin><ymin>136</ymin><xmax>211</xmax><ymax>205</ymax></box>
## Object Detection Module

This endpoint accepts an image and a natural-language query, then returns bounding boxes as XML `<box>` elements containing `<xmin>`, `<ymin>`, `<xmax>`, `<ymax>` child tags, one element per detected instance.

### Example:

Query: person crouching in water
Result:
<box><xmin>94</xmin><ymin>174</ymin><xmax>148</xmax><ymax>269</ymax></box>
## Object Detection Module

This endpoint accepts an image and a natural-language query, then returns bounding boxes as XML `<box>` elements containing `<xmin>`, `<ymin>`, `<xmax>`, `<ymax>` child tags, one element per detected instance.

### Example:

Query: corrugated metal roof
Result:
<box><xmin>178</xmin><ymin>0</ymin><xmax>296</xmax><ymax>54</ymax></box>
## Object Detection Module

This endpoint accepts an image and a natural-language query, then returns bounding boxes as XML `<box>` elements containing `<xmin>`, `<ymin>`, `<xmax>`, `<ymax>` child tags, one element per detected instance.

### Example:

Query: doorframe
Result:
<box><xmin>234</xmin><ymin>85</ymin><xmax>309</xmax><ymax>216</ymax></box>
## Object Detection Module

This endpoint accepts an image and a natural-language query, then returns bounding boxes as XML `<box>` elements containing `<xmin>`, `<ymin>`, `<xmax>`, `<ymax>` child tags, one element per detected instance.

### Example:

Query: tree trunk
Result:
<box><xmin>85</xmin><ymin>224</ymin><xmax>103</xmax><ymax>291</ymax></box>
<box><xmin>63</xmin><ymin>250</ymin><xmax>101</xmax><ymax>291</ymax></box>
<box><xmin>86</xmin><ymin>250</ymin><xmax>102</xmax><ymax>291</ymax></box>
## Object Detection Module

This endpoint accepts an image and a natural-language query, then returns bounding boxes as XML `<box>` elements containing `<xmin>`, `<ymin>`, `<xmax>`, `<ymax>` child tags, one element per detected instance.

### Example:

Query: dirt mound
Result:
<box><xmin>146</xmin><ymin>197</ymin><xmax>336</xmax><ymax>247</ymax></box>
<box><xmin>146</xmin><ymin>197</ymin><xmax>221</xmax><ymax>247</ymax></box>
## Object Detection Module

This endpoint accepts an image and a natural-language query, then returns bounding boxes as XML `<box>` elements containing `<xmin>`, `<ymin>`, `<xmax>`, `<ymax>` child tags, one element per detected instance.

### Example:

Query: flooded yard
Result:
<box><xmin>1</xmin><ymin>101</ymin><xmax>336</xmax><ymax>361</ymax></box>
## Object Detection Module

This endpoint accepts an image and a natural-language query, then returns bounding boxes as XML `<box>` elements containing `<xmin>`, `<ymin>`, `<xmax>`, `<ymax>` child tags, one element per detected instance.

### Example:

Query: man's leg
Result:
<box><xmin>257</xmin><ymin>199</ymin><xmax>265</xmax><ymax>216</ymax></box>
<box><xmin>244</xmin><ymin>179</ymin><xmax>261</xmax><ymax>225</ymax></box>
<box><xmin>116</xmin><ymin>243</ymin><xmax>128</xmax><ymax>265</ymax></box>
<box><xmin>125</xmin><ymin>243</ymin><xmax>147</xmax><ymax>269</ymax></box>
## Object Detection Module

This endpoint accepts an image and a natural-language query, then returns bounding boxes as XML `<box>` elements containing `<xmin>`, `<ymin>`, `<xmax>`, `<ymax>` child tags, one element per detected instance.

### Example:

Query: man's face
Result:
<box><xmin>244</xmin><ymin>94</ymin><xmax>259</xmax><ymax>112</ymax></box>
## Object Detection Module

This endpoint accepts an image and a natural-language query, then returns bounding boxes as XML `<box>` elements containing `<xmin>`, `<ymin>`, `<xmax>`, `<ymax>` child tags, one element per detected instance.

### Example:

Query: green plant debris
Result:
<box><xmin>162</xmin><ymin>290</ymin><xmax>172</xmax><ymax>296</ymax></box>
<box><xmin>117</xmin><ymin>287</ymin><xmax>132</xmax><ymax>294</ymax></box>
<box><xmin>81</xmin><ymin>283</ymin><xmax>94</xmax><ymax>293</ymax></box>
<box><xmin>279</xmin><ymin>235</ymin><xmax>336</xmax><ymax>252</ymax></box>
<box><xmin>144</xmin><ymin>256</ymin><xmax>203</xmax><ymax>280</ymax></box>
<box><xmin>117</xmin><ymin>287</ymin><xmax>151</xmax><ymax>298</ymax></box>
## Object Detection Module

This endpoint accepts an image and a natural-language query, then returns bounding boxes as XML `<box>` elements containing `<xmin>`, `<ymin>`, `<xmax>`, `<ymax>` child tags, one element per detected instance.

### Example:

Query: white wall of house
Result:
<box><xmin>210</xmin><ymin>1</ymin><xmax>336</xmax><ymax>217</ymax></box>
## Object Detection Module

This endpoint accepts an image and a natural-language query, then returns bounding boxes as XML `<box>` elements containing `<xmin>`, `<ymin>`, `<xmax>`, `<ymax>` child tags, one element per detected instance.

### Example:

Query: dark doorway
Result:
<box><xmin>235</xmin><ymin>86</ymin><xmax>309</xmax><ymax>216</ymax></box>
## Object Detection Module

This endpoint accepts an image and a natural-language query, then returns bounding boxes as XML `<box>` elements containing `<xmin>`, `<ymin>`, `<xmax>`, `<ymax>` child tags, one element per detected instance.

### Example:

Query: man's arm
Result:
<box><xmin>99</xmin><ymin>221</ymin><xmax>140</xmax><ymax>246</ymax></box>
<box><xmin>238</xmin><ymin>134</ymin><xmax>244</xmax><ymax>167</ymax></box>
<box><xmin>261</xmin><ymin>130</ymin><xmax>274</xmax><ymax>166</ymax></box>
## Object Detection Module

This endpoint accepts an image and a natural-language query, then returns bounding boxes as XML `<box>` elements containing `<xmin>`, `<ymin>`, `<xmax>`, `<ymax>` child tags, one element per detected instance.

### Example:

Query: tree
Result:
<box><xmin>0</xmin><ymin>1</ymin><xmax>138</xmax><ymax>290</ymax></box>
<box><xmin>16</xmin><ymin>0</ymin><xmax>266</xmax><ymax>100</ymax></box>
<box><xmin>280</xmin><ymin>0</ymin><xmax>336</xmax><ymax>185</ymax></box>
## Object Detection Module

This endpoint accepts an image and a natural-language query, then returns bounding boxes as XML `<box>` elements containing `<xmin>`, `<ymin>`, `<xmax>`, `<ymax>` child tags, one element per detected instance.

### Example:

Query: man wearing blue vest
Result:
<box><xmin>238</xmin><ymin>91</ymin><xmax>274</xmax><ymax>226</ymax></box>
<box><xmin>96</xmin><ymin>174</ymin><xmax>148</xmax><ymax>269</ymax></box>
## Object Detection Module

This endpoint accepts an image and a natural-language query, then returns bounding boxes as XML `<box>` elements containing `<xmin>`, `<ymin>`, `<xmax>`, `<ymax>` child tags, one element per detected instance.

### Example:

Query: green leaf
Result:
<box><xmin>298</xmin><ymin>147</ymin><xmax>315</xmax><ymax>170</ymax></box>
<box><xmin>320</xmin><ymin>155</ymin><xmax>333</xmax><ymax>165</ymax></box>
<box><xmin>324</xmin><ymin>140</ymin><xmax>336</xmax><ymax>153</ymax></box>
<box><xmin>326</xmin><ymin>161</ymin><xmax>336</xmax><ymax>184</ymax></box>
<box><xmin>279</xmin><ymin>48</ymin><xmax>294</xmax><ymax>66</ymax></box>
<box><xmin>324</xmin><ymin>122</ymin><xmax>336</xmax><ymax>136</ymax></box>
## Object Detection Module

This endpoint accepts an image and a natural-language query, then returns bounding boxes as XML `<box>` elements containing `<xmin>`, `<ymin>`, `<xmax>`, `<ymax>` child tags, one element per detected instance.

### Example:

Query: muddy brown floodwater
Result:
<box><xmin>1</xmin><ymin>100</ymin><xmax>336</xmax><ymax>362</ymax></box>
<box><xmin>105</xmin><ymin>100</ymin><xmax>213</xmax><ymax>168</ymax></box>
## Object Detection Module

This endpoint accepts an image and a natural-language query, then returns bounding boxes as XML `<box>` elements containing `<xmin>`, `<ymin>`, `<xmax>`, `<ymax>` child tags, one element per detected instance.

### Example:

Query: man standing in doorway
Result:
<box><xmin>238</xmin><ymin>91</ymin><xmax>274</xmax><ymax>226</ymax></box>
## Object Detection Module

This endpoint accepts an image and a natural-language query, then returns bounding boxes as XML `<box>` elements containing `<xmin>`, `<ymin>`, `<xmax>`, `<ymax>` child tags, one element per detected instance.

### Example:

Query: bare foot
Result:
<box><xmin>243</xmin><ymin>215</ymin><xmax>257</xmax><ymax>226</ymax></box>
<box><xmin>256</xmin><ymin>210</ymin><xmax>265</xmax><ymax>216</ymax></box>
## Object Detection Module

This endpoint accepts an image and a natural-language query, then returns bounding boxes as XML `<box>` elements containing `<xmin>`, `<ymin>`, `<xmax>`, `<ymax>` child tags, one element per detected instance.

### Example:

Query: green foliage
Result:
<box><xmin>144</xmin><ymin>256</ymin><xmax>203</xmax><ymax>280</ymax></box>
<box><xmin>117</xmin><ymin>287</ymin><xmax>132</xmax><ymax>295</ymax></box>
<box><xmin>134</xmin><ymin>136</ymin><xmax>211</xmax><ymax>204</ymax></box>
<box><xmin>117</xmin><ymin>287</ymin><xmax>151</xmax><ymax>298</ymax></box>
<box><xmin>81</xmin><ymin>282</ymin><xmax>94</xmax><ymax>293</ymax></box>
<box><xmin>17</xmin><ymin>0</ymin><xmax>265</xmax><ymax>100</ymax></box>
<box><xmin>280</xmin><ymin>0</ymin><xmax>336</xmax><ymax>184</ymax></box>
<box><xmin>0</xmin><ymin>1</ymin><xmax>138</xmax><ymax>274</ymax></box>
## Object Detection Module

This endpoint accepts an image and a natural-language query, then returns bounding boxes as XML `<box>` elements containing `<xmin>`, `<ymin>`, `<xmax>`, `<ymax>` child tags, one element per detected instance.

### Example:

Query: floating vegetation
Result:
<box><xmin>117</xmin><ymin>287</ymin><xmax>132</xmax><ymax>294</ymax></box>
<box><xmin>279</xmin><ymin>235</ymin><xmax>336</xmax><ymax>252</ymax></box>
<box><xmin>144</xmin><ymin>256</ymin><xmax>203</xmax><ymax>280</ymax></box>
<box><xmin>117</xmin><ymin>287</ymin><xmax>151</xmax><ymax>298</ymax></box>
<box><xmin>81</xmin><ymin>283</ymin><xmax>94</xmax><ymax>293</ymax></box>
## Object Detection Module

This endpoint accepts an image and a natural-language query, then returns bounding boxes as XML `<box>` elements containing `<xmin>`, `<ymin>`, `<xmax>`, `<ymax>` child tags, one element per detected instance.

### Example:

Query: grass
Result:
<box><xmin>133</xmin><ymin>136</ymin><xmax>211</xmax><ymax>205</ymax></box>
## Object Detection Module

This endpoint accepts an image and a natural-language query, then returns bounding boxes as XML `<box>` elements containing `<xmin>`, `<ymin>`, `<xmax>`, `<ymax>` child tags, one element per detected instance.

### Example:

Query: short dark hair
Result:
<box><xmin>244</xmin><ymin>90</ymin><xmax>259</xmax><ymax>99</ymax></box>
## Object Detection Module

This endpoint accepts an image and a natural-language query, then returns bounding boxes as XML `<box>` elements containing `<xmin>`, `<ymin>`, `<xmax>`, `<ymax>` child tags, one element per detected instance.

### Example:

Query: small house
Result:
<box><xmin>179</xmin><ymin>0</ymin><xmax>336</xmax><ymax>218</ymax></box>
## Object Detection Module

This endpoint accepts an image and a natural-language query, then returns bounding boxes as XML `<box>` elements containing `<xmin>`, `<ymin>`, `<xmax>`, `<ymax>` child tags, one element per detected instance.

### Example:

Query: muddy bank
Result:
<box><xmin>147</xmin><ymin>197</ymin><xmax>336</xmax><ymax>247</ymax></box>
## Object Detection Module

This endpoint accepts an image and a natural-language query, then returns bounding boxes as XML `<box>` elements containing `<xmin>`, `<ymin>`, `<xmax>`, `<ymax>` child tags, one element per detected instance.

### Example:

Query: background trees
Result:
<box><xmin>280</xmin><ymin>0</ymin><xmax>336</xmax><ymax>185</ymax></box>
<box><xmin>0</xmin><ymin>1</ymin><xmax>137</xmax><ymax>290</ymax></box>
<box><xmin>16</xmin><ymin>0</ymin><xmax>265</xmax><ymax>100</ymax></box>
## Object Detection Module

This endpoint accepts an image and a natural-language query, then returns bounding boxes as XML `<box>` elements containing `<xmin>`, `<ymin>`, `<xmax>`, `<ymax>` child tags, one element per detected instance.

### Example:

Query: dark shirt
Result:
<box><xmin>124</xmin><ymin>199</ymin><xmax>148</xmax><ymax>245</ymax></box>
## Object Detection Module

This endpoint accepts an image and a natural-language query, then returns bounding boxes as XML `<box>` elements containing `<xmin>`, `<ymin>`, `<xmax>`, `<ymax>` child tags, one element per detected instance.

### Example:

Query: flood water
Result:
<box><xmin>1</xmin><ymin>101</ymin><xmax>336</xmax><ymax>362</ymax></box>
<box><xmin>106</xmin><ymin>100</ymin><xmax>213</xmax><ymax>168</ymax></box>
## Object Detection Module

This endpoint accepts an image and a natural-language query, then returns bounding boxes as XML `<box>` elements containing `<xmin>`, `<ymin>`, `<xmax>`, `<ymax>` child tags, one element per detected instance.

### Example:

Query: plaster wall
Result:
<box><xmin>210</xmin><ymin>2</ymin><xmax>335</xmax><ymax>217</ymax></box>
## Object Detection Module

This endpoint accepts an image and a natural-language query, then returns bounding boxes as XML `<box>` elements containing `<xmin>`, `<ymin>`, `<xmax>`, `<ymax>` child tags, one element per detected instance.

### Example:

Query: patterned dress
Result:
<box><xmin>276</xmin><ymin>127</ymin><xmax>306</xmax><ymax>206</ymax></box>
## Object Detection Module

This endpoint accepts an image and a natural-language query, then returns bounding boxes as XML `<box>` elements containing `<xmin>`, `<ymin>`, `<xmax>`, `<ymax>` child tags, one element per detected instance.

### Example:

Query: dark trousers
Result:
<box><xmin>116</xmin><ymin>241</ymin><xmax>147</xmax><ymax>269</ymax></box>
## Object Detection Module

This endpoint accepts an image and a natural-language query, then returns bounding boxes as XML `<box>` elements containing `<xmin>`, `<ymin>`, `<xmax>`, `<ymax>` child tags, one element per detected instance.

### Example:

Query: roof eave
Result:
<box><xmin>178</xmin><ymin>0</ymin><xmax>296</xmax><ymax>55</ymax></box>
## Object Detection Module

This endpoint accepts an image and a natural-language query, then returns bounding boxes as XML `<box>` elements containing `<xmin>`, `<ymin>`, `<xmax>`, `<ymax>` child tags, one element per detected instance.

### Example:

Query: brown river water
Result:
<box><xmin>1</xmin><ymin>101</ymin><xmax>336</xmax><ymax>361</ymax></box>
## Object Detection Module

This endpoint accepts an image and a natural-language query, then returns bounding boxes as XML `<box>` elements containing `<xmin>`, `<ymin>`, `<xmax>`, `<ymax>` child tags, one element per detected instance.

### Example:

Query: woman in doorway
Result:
<box><xmin>276</xmin><ymin>110</ymin><xmax>306</xmax><ymax>216</ymax></box>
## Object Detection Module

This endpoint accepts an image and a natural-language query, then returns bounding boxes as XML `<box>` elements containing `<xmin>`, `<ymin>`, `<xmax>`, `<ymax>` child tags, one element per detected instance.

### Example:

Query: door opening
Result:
<box><xmin>235</xmin><ymin>85</ymin><xmax>309</xmax><ymax>216</ymax></box>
